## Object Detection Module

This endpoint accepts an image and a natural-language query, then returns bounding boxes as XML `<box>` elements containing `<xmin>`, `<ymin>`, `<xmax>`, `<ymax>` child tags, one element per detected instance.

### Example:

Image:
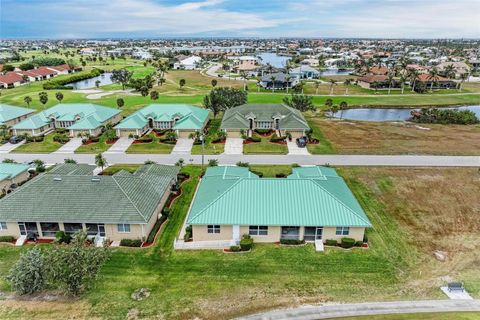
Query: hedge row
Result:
<box><xmin>43</xmin><ymin>68</ymin><xmax>104</xmax><ymax>90</ymax></box>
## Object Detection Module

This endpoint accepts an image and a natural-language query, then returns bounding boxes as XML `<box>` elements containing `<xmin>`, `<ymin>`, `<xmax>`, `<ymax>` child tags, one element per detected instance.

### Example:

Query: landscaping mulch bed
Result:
<box><xmin>211</xmin><ymin>140</ymin><xmax>226</xmax><ymax>144</ymax></box>
<box><xmin>105</xmin><ymin>138</ymin><xmax>119</xmax><ymax>145</ymax></box>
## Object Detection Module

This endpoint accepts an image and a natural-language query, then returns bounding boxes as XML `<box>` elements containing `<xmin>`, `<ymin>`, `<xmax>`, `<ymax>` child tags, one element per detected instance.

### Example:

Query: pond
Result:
<box><xmin>66</xmin><ymin>72</ymin><xmax>113</xmax><ymax>89</ymax></box>
<box><xmin>320</xmin><ymin>68</ymin><xmax>353</xmax><ymax>76</ymax></box>
<box><xmin>331</xmin><ymin>105</ymin><xmax>480</xmax><ymax>122</ymax></box>
<box><xmin>256</xmin><ymin>52</ymin><xmax>291</xmax><ymax>68</ymax></box>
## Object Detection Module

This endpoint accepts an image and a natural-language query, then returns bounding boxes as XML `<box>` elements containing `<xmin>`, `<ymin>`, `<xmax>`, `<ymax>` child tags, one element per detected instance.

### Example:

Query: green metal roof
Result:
<box><xmin>0</xmin><ymin>164</ymin><xmax>179</xmax><ymax>224</ymax></box>
<box><xmin>12</xmin><ymin>103</ymin><xmax>119</xmax><ymax>130</ymax></box>
<box><xmin>221</xmin><ymin>104</ymin><xmax>310</xmax><ymax>130</ymax></box>
<box><xmin>0</xmin><ymin>163</ymin><xmax>30</xmax><ymax>181</ymax></box>
<box><xmin>115</xmin><ymin>104</ymin><xmax>209</xmax><ymax>130</ymax></box>
<box><xmin>0</xmin><ymin>104</ymin><xmax>35</xmax><ymax>126</ymax></box>
<box><xmin>187</xmin><ymin>166</ymin><xmax>371</xmax><ymax>227</ymax></box>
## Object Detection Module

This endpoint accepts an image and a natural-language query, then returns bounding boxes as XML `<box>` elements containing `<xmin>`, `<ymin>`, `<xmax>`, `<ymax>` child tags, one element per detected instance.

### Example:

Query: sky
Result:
<box><xmin>1</xmin><ymin>0</ymin><xmax>479</xmax><ymax>39</ymax></box>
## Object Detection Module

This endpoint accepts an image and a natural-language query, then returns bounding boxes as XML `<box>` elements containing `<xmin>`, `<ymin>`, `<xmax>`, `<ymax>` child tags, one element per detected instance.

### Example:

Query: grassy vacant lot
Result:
<box><xmin>0</xmin><ymin>166</ymin><xmax>479</xmax><ymax>319</ymax></box>
<box><xmin>243</xmin><ymin>135</ymin><xmax>288</xmax><ymax>155</ymax></box>
<box><xmin>337</xmin><ymin>312</ymin><xmax>480</xmax><ymax>320</ymax></box>
<box><xmin>308</xmin><ymin>118</ymin><xmax>480</xmax><ymax>155</ymax></box>
<box><xmin>11</xmin><ymin>134</ymin><xmax>62</xmax><ymax>153</ymax></box>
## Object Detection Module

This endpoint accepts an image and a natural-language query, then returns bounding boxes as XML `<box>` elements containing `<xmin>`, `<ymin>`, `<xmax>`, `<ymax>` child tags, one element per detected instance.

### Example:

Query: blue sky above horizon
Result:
<box><xmin>1</xmin><ymin>0</ymin><xmax>479</xmax><ymax>39</ymax></box>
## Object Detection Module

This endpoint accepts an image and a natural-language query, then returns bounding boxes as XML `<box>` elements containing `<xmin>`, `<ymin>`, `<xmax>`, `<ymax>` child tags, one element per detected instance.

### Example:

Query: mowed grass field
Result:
<box><xmin>0</xmin><ymin>166</ymin><xmax>479</xmax><ymax>319</ymax></box>
<box><xmin>307</xmin><ymin>118</ymin><xmax>480</xmax><ymax>155</ymax></box>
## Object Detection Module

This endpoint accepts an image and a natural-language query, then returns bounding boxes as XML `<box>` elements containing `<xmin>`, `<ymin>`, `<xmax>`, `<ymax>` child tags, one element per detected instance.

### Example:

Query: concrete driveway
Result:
<box><xmin>0</xmin><ymin>140</ymin><xmax>25</xmax><ymax>153</ymax></box>
<box><xmin>224</xmin><ymin>138</ymin><xmax>243</xmax><ymax>155</ymax></box>
<box><xmin>172</xmin><ymin>138</ymin><xmax>194</xmax><ymax>154</ymax></box>
<box><xmin>53</xmin><ymin>138</ymin><xmax>83</xmax><ymax>154</ymax></box>
<box><xmin>287</xmin><ymin>140</ymin><xmax>310</xmax><ymax>155</ymax></box>
<box><xmin>105</xmin><ymin>137</ymin><xmax>133</xmax><ymax>153</ymax></box>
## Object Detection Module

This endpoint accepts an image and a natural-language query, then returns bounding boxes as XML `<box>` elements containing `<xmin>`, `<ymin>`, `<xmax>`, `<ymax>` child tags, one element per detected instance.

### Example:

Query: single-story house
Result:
<box><xmin>436</xmin><ymin>61</ymin><xmax>471</xmax><ymax>78</ymax></box>
<box><xmin>185</xmin><ymin>166</ymin><xmax>371</xmax><ymax>245</ymax></box>
<box><xmin>415</xmin><ymin>74</ymin><xmax>456</xmax><ymax>89</ymax></box>
<box><xmin>0</xmin><ymin>104</ymin><xmax>35</xmax><ymax>127</ymax></box>
<box><xmin>259</xmin><ymin>72</ymin><xmax>298</xmax><ymax>90</ymax></box>
<box><xmin>0</xmin><ymin>72</ymin><xmax>27</xmax><ymax>89</ymax></box>
<box><xmin>45</xmin><ymin>64</ymin><xmax>81</xmax><ymax>75</ymax></box>
<box><xmin>173</xmin><ymin>56</ymin><xmax>202</xmax><ymax>70</ymax></box>
<box><xmin>220</xmin><ymin>104</ymin><xmax>310</xmax><ymax>138</ymax></box>
<box><xmin>115</xmin><ymin>104</ymin><xmax>209</xmax><ymax>138</ymax></box>
<box><xmin>0</xmin><ymin>163</ymin><xmax>31</xmax><ymax>196</ymax></box>
<box><xmin>289</xmin><ymin>65</ymin><xmax>320</xmax><ymax>79</ymax></box>
<box><xmin>0</xmin><ymin>163</ymin><xmax>180</xmax><ymax>242</ymax></box>
<box><xmin>12</xmin><ymin>103</ymin><xmax>121</xmax><ymax>137</ymax></box>
<box><xmin>368</xmin><ymin>66</ymin><xmax>389</xmax><ymax>75</ymax></box>
<box><xmin>357</xmin><ymin>74</ymin><xmax>397</xmax><ymax>89</ymax></box>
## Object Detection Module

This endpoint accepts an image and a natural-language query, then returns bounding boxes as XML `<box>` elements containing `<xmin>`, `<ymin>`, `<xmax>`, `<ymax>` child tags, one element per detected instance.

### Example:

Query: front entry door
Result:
<box><xmin>232</xmin><ymin>225</ymin><xmax>240</xmax><ymax>243</ymax></box>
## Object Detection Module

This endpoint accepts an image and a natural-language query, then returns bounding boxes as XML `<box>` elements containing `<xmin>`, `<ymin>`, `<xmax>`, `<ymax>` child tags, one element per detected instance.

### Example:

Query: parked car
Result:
<box><xmin>296</xmin><ymin>137</ymin><xmax>307</xmax><ymax>148</ymax></box>
<box><xmin>9</xmin><ymin>135</ymin><xmax>23</xmax><ymax>144</ymax></box>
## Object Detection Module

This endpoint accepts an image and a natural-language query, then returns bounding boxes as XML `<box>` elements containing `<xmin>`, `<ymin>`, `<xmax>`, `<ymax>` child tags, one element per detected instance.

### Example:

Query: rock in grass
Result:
<box><xmin>131</xmin><ymin>288</ymin><xmax>151</xmax><ymax>301</ymax></box>
<box><xmin>434</xmin><ymin>250</ymin><xmax>447</xmax><ymax>262</ymax></box>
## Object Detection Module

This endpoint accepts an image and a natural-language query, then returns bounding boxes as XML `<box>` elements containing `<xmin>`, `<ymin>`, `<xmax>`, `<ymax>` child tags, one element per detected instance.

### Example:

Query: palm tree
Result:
<box><xmin>24</xmin><ymin>96</ymin><xmax>32</xmax><ymax>107</ymax></box>
<box><xmin>211</xmin><ymin>79</ymin><xmax>217</xmax><ymax>88</ymax></box>
<box><xmin>408</xmin><ymin>69</ymin><xmax>420</xmax><ymax>92</ymax></box>
<box><xmin>179</xmin><ymin>79</ymin><xmax>186</xmax><ymax>89</ymax></box>
<box><xmin>343</xmin><ymin>79</ymin><xmax>352</xmax><ymax>95</ymax></box>
<box><xmin>427</xmin><ymin>67</ymin><xmax>440</xmax><ymax>92</ymax></box>
<box><xmin>339</xmin><ymin>101</ymin><xmax>348</xmax><ymax>119</ymax></box>
<box><xmin>458</xmin><ymin>73</ymin><xmax>469</xmax><ymax>91</ymax></box>
<box><xmin>256</xmin><ymin>79</ymin><xmax>261</xmax><ymax>92</ymax></box>
<box><xmin>240</xmin><ymin>71</ymin><xmax>248</xmax><ymax>91</ymax></box>
<box><xmin>325</xmin><ymin>99</ymin><xmax>333</xmax><ymax>118</ymax></box>
<box><xmin>387</xmin><ymin>73</ymin><xmax>395</xmax><ymax>95</ymax></box>
<box><xmin>285</xmin><ymin>75</ymin><xmax>292</xmax><ymax>94</ymax></box>
<box><xmin>399</xmin><ymin>75</ymin><xmax>407</xmax><ymax>94</ymax></box>
<box><xmin>95</xmin><ymin>153</ymin><xmax>107</xmax><ymax>171</ymax></box>
<box><xmin>444</xmin><ymin>64</ymin><xmax>456</xmax><ymax>79</ymax></box>
<box><xmin>55</xmin><ymin>92</ymin><xmax>64</xmax><ymax>103</ymax></box>
<box><xmin>314</xmin><ymin>80</ymin><xmax>320</xmax><ymax>94</ymax></box>
<box><xmin>270</xmin><ymin>75</ymin><xmax>276</xmax><ymax>92</ymax></box>
<box><xmin>329</xmin><ymin>79</ymin><xmax>336</xmax><ymax>95</ymax></box>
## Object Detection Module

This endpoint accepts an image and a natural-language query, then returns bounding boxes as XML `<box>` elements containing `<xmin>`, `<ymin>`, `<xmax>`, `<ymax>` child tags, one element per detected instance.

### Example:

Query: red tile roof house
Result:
<box><xmin>415</xmin><ymin>74</ymin><xmax>456</xmax><ymax>89</ymax></box>
<box><xmin>15</xmin><ymin>70</ymin><xmax>43</xmax><ymax>82</ymax></box>
<box><xmin>28</xmin><ymin>66</ymin><xmax>58</xmax><ymax>80</ymax></box>
<box><xmin>357</xmin><ymin>74</ymin><xmax>397</xmax><ymax>89</ymax></box>
<box><xmin>46</xmin><ymin>64</ymin><xmax>81</xmax><ymax>75</ymax></box>
<box><xmin>0</xmin><ymin>72</ymin><xmax>27</xmax><ymax>89</ymax></box>
<box><xmin>368</xmin><ymin>66</ymin><xmax>389</xmax><ymax>75</ymax></box>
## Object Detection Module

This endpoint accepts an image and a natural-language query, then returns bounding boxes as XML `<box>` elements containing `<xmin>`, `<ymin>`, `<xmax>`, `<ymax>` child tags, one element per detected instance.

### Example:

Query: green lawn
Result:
<box><xmin>11</xmin><ymin>133</ymin><xmax>62</xmax><ymax>153</ymax></box>
<box><xmin>125</xmin><ymin>133</ymin><xmax>174</xmax><ymax>154</ymax></box>
<box><xmin>249</xmin><ymin>164</ymin><xmax>293</xmax><ymax>177</ymax></box>
<box><xmin>336</xmin><ymin>312</ymin><xmax>480</xmax><ymax>320</ymax></box>
<box><xmin>101</xmin><ymin>164</ymin><xmax>142</xmax><ymax>175</ymax></box>
<box><xmin>75</xmin><ymin>134</ymin><xmax>114</xmax><ymax>154</ymax></box>
<box><xmin>305</xmin><ymin>116</ymin><xmax>336</xmax><ymax>154</ymax></box>
<box><xmin>0</xmin><ymin>166</ymin><xmax>479</xmax><ymax>319</ymax></box>
<box><xmin>243</xmin><ymin>135</ymin><xmax>288</xmax><ymax>155</ymax></box>
<box><xmin>191</xmin><ymin>118</ymin><xmax>225</xmax><ymax>155</ymax></box>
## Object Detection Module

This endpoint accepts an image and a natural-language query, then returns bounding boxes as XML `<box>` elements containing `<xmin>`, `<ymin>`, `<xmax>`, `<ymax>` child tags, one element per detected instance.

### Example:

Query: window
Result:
<box><xmin>249</xmin><ymin>226</ymin><xmax>268</xmax><ymax>236</ymax></box>
<box><xmin>117</xmin><ymin>224</ymin><xmax>131</xmax><ymax>233</ymax></box>
<box><xmin>207</xmin><ymin>225</ymin><xmax>220</xmax><ymax>234</ymax></box>
<box><xmin>63</xmin><ymin>223</ymin><xmax>83</xmax><ymax>235</ymax></box>
<box><xmin>40</xmin><ymin>222</ymin><xmax>60</xmax><ymax>237</ymax></box>
<box><xmin>0</xmin><ymin>222</ymin><xmax>7</xmax><ymax>230</ymax></box>
<box><xmin>336</xmin><ymin>226</ymin><xmax>350</xmax><ymax>236</ymax></box>
<box><xmin>86</xmin><ymin>224</ymin><xmax>106</xmax><ymax>237</ymax></box>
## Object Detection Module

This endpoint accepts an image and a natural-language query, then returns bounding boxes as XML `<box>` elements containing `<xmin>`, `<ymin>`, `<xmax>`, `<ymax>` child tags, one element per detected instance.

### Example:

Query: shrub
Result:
<box><xmin>90</xmin><ymin>136</ymin><xmax>100</xmax><ymax>143</ymax></box>
<box><xmin>55</xmin><ymin>128</ymin><xmax>67</xmax><ymax>134</ymax></box>
<box><xmin>247</xmin><ymin>136</ymin><xmax>261</xmax><ymax>143</ymax></box>
<box><xmin>355</xmin><ymin>241</ymin><xmax>363</xmax><ymax>247</ymax></box>
<box><xmin>236</xmin><ymin>161</ymin><xmax>249</xmax><ymax>167</ymax></box>
<box><xmin>53</xmin><ymin>133</ymin><xmax>70</xmax><ymax>144</ymax></box>
<box><xmin>254</xmin><ymin>129</ymin><xmax>272</xmax><ymax>135</ymax></box>
<box><xmin>208</xmin><ymin>159</ymin><xmax>219</xmax><ymax>167</ymax></box>
<box><xmin>183</xmin><ymin>225</ymin><xmax>192</xmax><ymax>242</ymax></box>
<box><xmin>120</xmin><ymin>239</ymin><xmax>142</xmax><ymax>247</ymax></box>
<box><xmin>363</xmin><ymin>233</ymin><xmax>368</xmax><ymax>243</ymax></box>
<box><xmin>270</xmin><ymin>133</ymin><xmax>285</xmax><ymax>143</ymax></box>
<box><xmin>325</xmin><ymin>239</ymin><xmax>337</xmax><ymax>246</ymax></box>
<box><xmin>42</xmin><ymin>69</ymin><xmax>103</xmax><ymax>90</ymax></box>
<box><xmin>162</xmin><ymin>207</ymin><xmax>171</xmax><ymax>217</ymax></box>
<box><xmin>138</xmin><ymin>137</ymin><xmax>153</xmax><ymax>143</ymax></box>
<box><xmin>230</xmin><ymin>245</ymin><xmax>241</xmax><ymax>252</ymax></box>
<box><xmin>275</xmin><ymin>173</ymin><xmax>287</xmax><ymax>178</ymax></box>
<box><xmin>33</xmin><ymin>135</ymin><xmax>44</xmax><ymax>142</ymax></box>
<box><xmin>6</xmin><ymin>248</ymin><xmax>46</xmax><ymax>295</ymax></box>
<box><xmin>250</xmin><ymin>170</ymin><xmax>263</xmax><ymax>177</ymax></box>
<box><xmin>55</xmin><ymin>231</ymin><xmax>72</xmax><ymax>244</ymax></box>
<box><xmin>280</xmin><ymin>239</ymin><xmax>305</xmax><ymax>245</ymax></box>
<box><xmin>239</xmin><ymin>234</ymin><xmax>253</xmax><ymax>251</ymax></box>
<box><xmin>0</xmin><ymin>236</ymin><xmax>15</xmax><ymax>242</ymax></box>
<box><xmin>341</xmin><ymin>237</ymin><xmax>356</xmax><ymax>249</ymax></box>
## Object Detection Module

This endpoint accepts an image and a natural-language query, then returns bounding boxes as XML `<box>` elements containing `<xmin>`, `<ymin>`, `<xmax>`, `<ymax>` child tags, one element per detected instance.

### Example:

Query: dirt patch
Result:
<box><xmin>0</xmin><ymin>298</ymin><xmax>92</xmax><ymax>319</ymax></box>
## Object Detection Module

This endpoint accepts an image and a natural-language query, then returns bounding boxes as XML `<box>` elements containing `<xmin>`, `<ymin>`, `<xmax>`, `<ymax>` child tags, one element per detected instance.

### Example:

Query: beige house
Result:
<box><xmin>0</xmin><ymin>163</ymin><xmax>31</xmax><ymax>196</ymax></box>
<box><xmin>0</xmin><ymin>104</ymin><xmax>35</xmax><ymax>128</ymax></box>
<box><xmin>0</xmin><ymin>164</ymin><xmax>180</xmax><ymax>244</ymax></box>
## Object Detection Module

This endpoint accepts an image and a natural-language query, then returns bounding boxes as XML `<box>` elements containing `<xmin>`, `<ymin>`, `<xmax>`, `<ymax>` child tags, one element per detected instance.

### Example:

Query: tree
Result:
<box><xmin>116</xmin><ymin>98</ymin><xmax>125</xmax><ymax>108</ymax></box>
<box><xmin>330</xmin><ymin>104</ymin><xmax>339</xmax><ymax>118</ymax></box>
<box><xmin>203</xmin><ymin>87</ymin><xmax>247</xmax><ymax>118</ymax></box>
<box><xmin>95</xmin><ymin>80</ymin><xmax>101</xmax><ymax>88</ymax></box>
<box><xmin>6</xmin><ymin>248</ymin><xmax>46</xmax><ymax>295</ymax></box>
<box><xmin>24</xmin><ymin>95</ymin><xmax>32</xmax><ymax>107</ymax></box>
<box><xmin>211</xmin><ymin>79</ymin><xmax>217</xmax><ymax>88</ymax></box>
<box><xmin>325</xmin><ymin>99</ymin><xmax>333</xmax><ymax>117</ymax></box>
<box><xmin>165</xmin><ymin>131</ymin><xmax>177</xmax><ymax>142</ymax></box>
<box><xmin>343</xmin><ymin>79</ymin><xmax>352</xmax><ymax>95</ymax></box>
<box><xmin>339</xmin><ymin>101</ymin><xmax>348</xmax><ymax>119</ymax></box>
<box><xmin>2</xmin><ymin>64</ymin><xmax>15</xmax><ymax>73</ymax></box>
<box><xmin>329</xmin><ymin>79</ymin><xmax>336</xmax><ymax>95</ymax></box>
<box><xmin>270</xmin><ymin>75</ymin><xmax>276</xmax><ymax>92</ymax></box>
<box><xmin>427</xmin><ymin>67</ymin><xmax>440</xmax><ymax>92</ymax></box>
<box><xmin>19</xmin><ymin>62</ymin><xmax>34</xmax><ymax>71</ymax></box>
<box><xmin>443</xmin><ymin>64</ymin><xmax>456</xmax><ymax>79</ymax></box>
<box><xmin>314</xmin><ymin>81</ymin><xmax>320</xmax><ymax>94</ymax></box>
<box><xmin>408</xmin><ymin>69</ymin><xmax>420</xmax><ymax>92</ymax></box>
<box><xmin>139</xmin><ymin>86</ymin><xmax>149</xmax><ymax>97</ymax></box>
<box><xmin>45</xmin><ymin>231</ymin><xmax>109</xmax><ymax>296</ymax></box>
<box><xmin>38</xmin><ymin>92</ymin><xmax>48</xmax><ymax>108</ymax></box>
<box><xmin>110</xmin><ymin>69</ymin><xmax>132</xmax><ymax>90</ymax></box>
<box><xmin>240</xmin><ymin>71</ymin><xmax>248</xmax><ymax>91</ymax></box>
<box><xmin>95</xmin><ymin>153</ymin><xmax>107</xmax><ymax>170</ymax></box>
<box><xmin>387</xmin><ymin>73</ymin><xmax>395</xmax><ymax>95</ymax></box>
<box><xmin>399</xmin><ymin>75</ymin><xmax>407</xmax><ymax>94</ymax></box>
<box><xmin>179</xmin><ymin>78</ymin><xmax>186</xmax><ymax>89</ymax></box>
<box><xmin>55</xmin><ymin>92</ymin><xmax>64</xmax><ymax>103</ymax></box>
<box><xmin>64</xmin><ymin>158</ymin><xmax>77</xmax><ymax>164</ymax></box>
<box><xmin>33</xmin><ymin>159</ymin><xmax>46</xmax><ymax>172</ymax></box>
<box><xmin>150</xmin><ymin>90</ymin><xmax>159</xmax><ymax>100</ymax></box>
<box><xmin>458</xmin><ymin>73</ymin><xmax>469</xmax><ymax>91</ymax></box>
<box><xmin>285</xmin><ymin>75</ymin><xmax>292</xmax><ymax>94</ymax></box>
<box><xmin>282</xmin><ymin>94</ymin><xmax>315</xmax><ymax>112</ymax></box>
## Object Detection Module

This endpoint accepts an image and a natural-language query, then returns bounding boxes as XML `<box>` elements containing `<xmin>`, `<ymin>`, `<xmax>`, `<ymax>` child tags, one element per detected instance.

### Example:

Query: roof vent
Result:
<box><xmin>91</xmin><ymin>177</ymin><xmax>101</xmax><ymax>182</ymax></box>
<box><xmin>53</xmin><ymin>177</ymin><xmax>62</xmax><ymax>181</ymax></box>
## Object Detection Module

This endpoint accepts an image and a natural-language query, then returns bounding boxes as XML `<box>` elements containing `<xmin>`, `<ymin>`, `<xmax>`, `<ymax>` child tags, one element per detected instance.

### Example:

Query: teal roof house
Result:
<box><xmin>184</xmin><ymin>166</ymin><xmax>371</xmax><ymax>246</ymax></box>
<box><xmin>0</xmin><ymin>164</ymin><xmax>179</xmax><ymax>242</ymax></box>
<box><xmin>220</xmin><ymin>104</ymin><xmax>309</xmax><ymax>138</ymax></box>
<box><xmin>0</xmin><ymin>104</ymin><xmax>35</xmax><ymax>127</ymax></box>
<box><xmin>12</xmin><ymin>103</ymin><xmax>121</xmax><ymax>137</ymax></box>
<box><xmin>115</xmin><ymin>104</ymin><xmax>209</xmax><ymax>138</ymax></box>
<box><xmin>0</xmin><ymin>163</ymin><xmax>31</xmax><ymax>195</ymax></box>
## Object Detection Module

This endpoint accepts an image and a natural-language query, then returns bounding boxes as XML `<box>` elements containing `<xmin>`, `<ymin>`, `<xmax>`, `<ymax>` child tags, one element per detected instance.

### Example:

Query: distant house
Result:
<box><xmin>289</xmin><ymin>65</ymin><xmax>320</xmax><ymax>79</ymax></box>
<box><xmin>0</xmin><ymin>104</ymin><xmax>35</xmax><ymax>127</ymax></box>
<box><xmin>368</xmin><ymin>66</ymin><xmax>389</xmax><ymax>75</ymax></box>
<box><xmin>0</xmin><ymin>163</ymin><xmax>31</xmax><ymax>196</ymax></box>
<box><xmin>232</xmin><ymin>56</ymin><xmax>259</xmax><ymax>75</ymax></box>
<box><xmin>437</xmin><ymin>62</ymin><xmax>471</xmax><ymax>78</ymax></box>
<box><xmin>183</xmin><ymin>166</ymin><xmax>371</xmax><ymax>247</ymax></box>
<box><xmin>0</xmin><ymin>164</ymin><xmax>179</xmax><ymax>242</ymax></box>
<box><xmin>357</xmin><ymin>74</ymin><xmax>396</xmax><ymax>89</ymax></box>
<box><xmin>260</xmin><ymin>72</ymin><xmax>298</xmax><ymax>90</ymax></box>
<box><xmin>405</xmin><ymin>64</ymin><xmax>430</xmax><ymax>75</ymax></box>
<box><xmin>115</xmin><ymin>104</ymin><xmax>209</xmax><ymax>138</ymax></box>
<box><xmin>415</xmin><ymin>74</ymin><xmax>456</xmax><ymax>89</ymax></box>
<box><xmin>220</xmin><ymin>104</ymin><xmax>309</xmax><ymax>138</ymax></box>
<box><xmin>0</xmin><ymin>72</ymin><xmax>27</xmax><ymax>89</ymax></box>
<box><xmin>46</xmin><ymin>64</ymin><xmax>81</xmax><ymax>75</ymax></box>
<box><xmin>12</xmin><ymin>103</ymin><xmax>121</xmax><ymax>137</ymax></box>
<box><xmin>173</xmin><ymin>56</ymin><xmax>202</xmax><ymax>70</ymax></box>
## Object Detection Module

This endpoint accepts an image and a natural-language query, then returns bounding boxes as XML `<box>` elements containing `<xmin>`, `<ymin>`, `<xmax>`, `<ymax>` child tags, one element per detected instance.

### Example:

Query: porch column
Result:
<box><xmin>232</xmin><ymin>225</ymin><xmax>240</xmax><ymax>244</ymax></box>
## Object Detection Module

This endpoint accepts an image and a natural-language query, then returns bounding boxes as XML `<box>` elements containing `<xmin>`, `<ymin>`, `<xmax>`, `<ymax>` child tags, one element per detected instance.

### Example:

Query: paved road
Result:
<box><xmin>237</xmin><ymin>299</ymin><xmax>480</xmax><ymax>320</ymax></box>
<box><xmin>1</xmin><ymin>152</ymin><xmax>479</xmax><ymax>167</ymax></box>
